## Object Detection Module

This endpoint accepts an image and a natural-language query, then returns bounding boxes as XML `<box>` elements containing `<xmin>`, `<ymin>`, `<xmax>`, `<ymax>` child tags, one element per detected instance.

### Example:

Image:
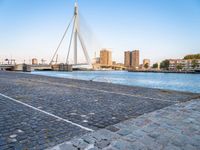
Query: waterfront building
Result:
<box><xmin>116</xmin><ymin>63</ymin><xmax>124</xmax><ymax>67</ymax></box>
<box><xmin>124</xmin><ymin>50</ymin><xmax>140</xmax><ymax>69</ymax></box>
<box><xmin>112</xmin><ymin>61</ymin><xmax>116</xmax><ymax>65</ymax></box>
<box><xmin>169</xmin><ymin>59</ymin><xmax>200</xmax><ymax>70</ymax></box>
<box><xmin>169</xmin><ymin>59</ymin><xmax>182</xmax><ymax>70</ymax></box>
<box><xmin>132</xmin><ymin>50</ymin><xmax>140</xmax><ymax>69</ymax></box>
<box><xmin>100</xmin><ymin>49</ymin><xmax>112</xmax><ymax>66</ymax></box>
<box><xmin>143</xmin><ymin>59</ymin><xmax>150</xmax><ymax>69</ymax></box>
<box><xmin>92</xmin><ymin>57</ymin><xmax>100</xmax><ymax>64</ymax></box>
<box><xmin>124</xmin><ymin>51</ymin><xmax>131</xmax><ymax>67</ymax></box>
<box><xmin>32</xmin><ymin>58</ymin><xmax>38</xmax><ymax>65</ymax></box>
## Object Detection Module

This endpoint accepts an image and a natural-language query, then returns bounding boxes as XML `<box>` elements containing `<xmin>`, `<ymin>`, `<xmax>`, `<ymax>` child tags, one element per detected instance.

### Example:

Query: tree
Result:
<box><xmin>192</xmin><ymin>60</ymin><xmax>198</xmax><ymax>69</ymax></box>
<box><xmin>144</xmin><ymin>63</ymin><xmax>149</xmax><ymax>69</ymax></box>
<box><xmin>184</xmin><ymin>54</ymin><xmax>200</xmax><ymax>60</ymax></box>
<box><xmin>160</xmin><ymin>60</ymin><xmax>170</xmax><ymax>70</ymax></box>
<box><xmin>152</xmin><ymin>63</ymin><xmax>158</xmax><ymax>69</ymax></box>
<box><xmin>176</xmin><ymin>64</ymin><xmax>183</xmax><ymax>70</ymax></box>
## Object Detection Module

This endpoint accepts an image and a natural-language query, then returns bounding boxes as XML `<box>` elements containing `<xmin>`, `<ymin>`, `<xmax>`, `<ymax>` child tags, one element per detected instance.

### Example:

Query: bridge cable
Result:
<box><xmin>50</xmin><ymin>16</ymin><xmax>75</xmax><ymax>65</ymax></box>
<box><xmin>66</xmin><ymin>16</ymin><xmax>77</xmax><ymax>64</ymax></box>
<box><xmin>77</xmin><ymin>31</ymin><xmax>91</xmax><ymax>65</ymax></box>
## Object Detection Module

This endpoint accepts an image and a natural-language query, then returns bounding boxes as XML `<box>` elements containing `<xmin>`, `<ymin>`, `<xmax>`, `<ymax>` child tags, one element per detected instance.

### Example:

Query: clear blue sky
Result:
<box><xmin>0</xmin><ymin>0</ymin><xmax>200</xmax><ymax>64</ymax></box>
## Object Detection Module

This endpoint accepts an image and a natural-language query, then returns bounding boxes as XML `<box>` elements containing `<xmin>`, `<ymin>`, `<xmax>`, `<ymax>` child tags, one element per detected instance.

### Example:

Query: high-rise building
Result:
<box><xmin>32</xmin><ymin>58</ymin><xmax>38</xmax><ymax>65</ymax></box>
<box><xmin>124</xmin><ymin>51</ymin><xmax>131</xmax><ymax>67</ymax></box>
<box><xmin>124</xmin><ymin>50</ymin><xmax>140</xmax><ymax>69</ymax></box>
<box><xmin>100</xmin><ymin>49</ymin><xmax>112</xmax><ymax>66</ymax></box>
<box><xmin>131</xmin><ymin>50</ymin><xmax>140</xmax><ymax>69</ymax></box>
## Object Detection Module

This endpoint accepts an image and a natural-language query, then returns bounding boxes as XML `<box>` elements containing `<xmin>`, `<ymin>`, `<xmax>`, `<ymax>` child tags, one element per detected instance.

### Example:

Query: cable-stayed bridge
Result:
<box><xmin>0</xmin><ymin>1</ymin><xmax>125</xmax><ymax>72</ymax></box>
<box><xmin>50</xmin><ymin>1</ymin><xmax>91</xmax><ymax>67</ymax></box>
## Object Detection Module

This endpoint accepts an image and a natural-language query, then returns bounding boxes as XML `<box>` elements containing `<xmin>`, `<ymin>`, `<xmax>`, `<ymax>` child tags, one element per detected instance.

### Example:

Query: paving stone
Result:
<box><xmin>138</xmin><ymin>135</ymin><xmax>162</xmax><ymax>150</ymax></box>
<box><xmin>163</xmin><ymin>143</ymin><xmax>181</xmax><ymax>150</ymax></box>
<box><xmin>88</xmin><ymin>147</ymin><xmax>99</xmax><ymax>150</ymax></box>
<box><xmin>59</xmin><ymin>143</ymin><xmax>77</xmax><ymax>150</ymax></box>
<box><xmin>116</xmin><ymin>129</ymin><xmax>132</xmax><ymax>136</ymax></box>
<box><xmin>95</xmin><ymin>139</ymin><xmax>110</xmax><ymax>149</ymax></box>
<box><xmin>102</xmin><ymin>146</ymin><xmax>118</xmax><ymax>150</ymax></box>
<box><xmin>50</xmin><ymin>99</ymin><xmax>200</xmax><ymax>150</ymax></box>
<box><xmin>106</xmin><ymin>126</ymin><xmax>120</xmax><ymax>132</ymax></box>
<box><xmin>91</xmin><ymin>130</ymin><xmax>119</xmax><ymax>141</ymax></box>
<box><xmin>142</xmin><ymin>122</ymin><xmax>160</xmax><ymax>133</ymax></box>
<box><xmin>0</xmin><ymin>96</ymin><xmax>88</xmax><ymax>150</ymax></box>
<box><xmin>71</xmin><ymin>139</ymin><xmax>88</xmax><ymax>149</ymax></box>
<box><xmin>0</xmin><ymin>71</ymin><xmax>200</xmax><ymax>150</ymax></box>
<box><xmin>111</xmin><ymin>139</ymin><xmax>136</xmax><ymax>150</ymax></box>
<box><xmin>82</xmin><ymin>135</ymin><xmax>97</xmax><ymax>144</ymax></box>
<box><xmin>182</xmin><ymin>144</ymin><xmax>198</xmax><ymax>150</ymax></box>
<box><xmin>123</xmin><ymin>134</ymin><xmax>138</xmax><ymax>142</ymax></box>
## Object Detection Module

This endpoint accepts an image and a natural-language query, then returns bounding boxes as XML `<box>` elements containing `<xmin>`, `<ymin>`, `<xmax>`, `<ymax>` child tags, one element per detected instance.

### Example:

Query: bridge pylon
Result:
<box><xmin>50</xmin><ymin>0</ymin><xmax>91</xmax><ymax>66</ymax></box>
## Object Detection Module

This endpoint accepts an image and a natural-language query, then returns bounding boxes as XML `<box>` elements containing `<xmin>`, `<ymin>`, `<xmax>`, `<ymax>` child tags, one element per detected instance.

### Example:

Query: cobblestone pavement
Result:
<box><xmin>0</xmin><ymin>71</ymin><xmax>199</xmax><ymax>149</ymax></box>
<box><xmin>0</xmin><ymin>95</ymin><xmax>88</xmax><ymax>150</ymax></box>
<box><xmin>49</xmin><ymin>99</ymin><xmax>200</xmax><ymax>150</ymax></box>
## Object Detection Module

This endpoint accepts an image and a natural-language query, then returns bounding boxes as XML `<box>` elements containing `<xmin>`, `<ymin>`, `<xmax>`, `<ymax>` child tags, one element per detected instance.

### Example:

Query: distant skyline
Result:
<box><xmin>0</xmin><ymin>0</ymin><xmax>200</xmax><ymax>64</ymax></box>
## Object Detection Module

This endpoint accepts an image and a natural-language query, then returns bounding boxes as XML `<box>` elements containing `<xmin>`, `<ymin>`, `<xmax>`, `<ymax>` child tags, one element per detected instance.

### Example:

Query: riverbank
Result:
<box><xmin>128</xmin><ymin>69</ymin><xmax>200</xmax><ymax>74</ymax></box>
<box><xmin>0</xmin><ymin>71</ymin><xmax>200</xmax><ymax>149</ymax></box>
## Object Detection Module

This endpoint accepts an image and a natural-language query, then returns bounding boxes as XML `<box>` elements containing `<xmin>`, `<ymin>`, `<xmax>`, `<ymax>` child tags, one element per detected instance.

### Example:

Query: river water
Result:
<box><xmin>31</xmin><ymin>71</ymin><xmax>200</xmax><ymax>93</ymax></box>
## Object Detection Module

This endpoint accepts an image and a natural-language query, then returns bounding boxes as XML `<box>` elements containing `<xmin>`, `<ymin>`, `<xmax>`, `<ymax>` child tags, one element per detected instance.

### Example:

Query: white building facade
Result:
<box><xmin>169</xmin><ymin>59</ymin><xmax>200</xmax><ymax>70</ymax></box>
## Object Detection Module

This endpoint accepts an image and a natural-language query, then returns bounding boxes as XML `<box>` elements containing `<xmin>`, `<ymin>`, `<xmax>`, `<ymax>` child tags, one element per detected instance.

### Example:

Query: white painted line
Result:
<box><xmin>31</xmin><ymin>79</ymin><xmax>177</xmax><ymax>103</ymax></box>
<box><xmin>0</xmin><ymin>93</ymin><xmax>94</xmax><ymax>132</ymax></box>
<box><xmin>78</xmin><ymin>87</ymin><xmax>178</xmax><ymax>103</ymax></box>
